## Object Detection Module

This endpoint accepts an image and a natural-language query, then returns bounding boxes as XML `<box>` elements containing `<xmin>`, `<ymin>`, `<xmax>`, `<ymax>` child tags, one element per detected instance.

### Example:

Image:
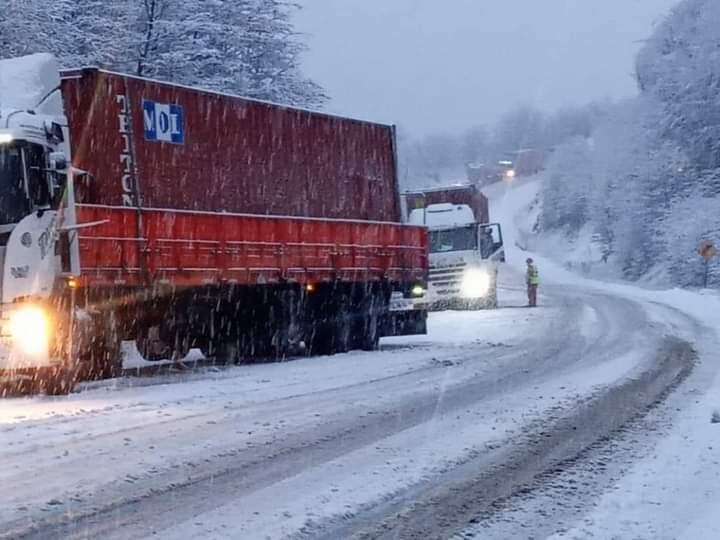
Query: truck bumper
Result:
<box><xmin>385</xmin><ymin>293</ymin><xmax>428</xmax><ymax>336</ymax></box>
<box><xmin>428</xmin><ymin>294</ymin><xmax>497</xmax><ymax>311</ymax></box>
<box><xmin>383</xmin><ymin>309</ymin><xmax>428</xmax><ymax>337</ymax></box>
<box><xmin>427</xmin><ymin>266</ymin><xmax>498</xmax><ymax>311</ymax></box>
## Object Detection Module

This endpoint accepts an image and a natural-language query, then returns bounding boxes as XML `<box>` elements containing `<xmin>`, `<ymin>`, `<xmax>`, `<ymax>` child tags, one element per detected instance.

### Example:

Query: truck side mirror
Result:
<box><xmin>44</xmin><ymin>121</ymin><xmax>65</xmax><ymax>143</ymax></box>
<box><xmin>49</xmin><ymin>152</ymin><xmax>67</xmax><ymax>172</ymax></box>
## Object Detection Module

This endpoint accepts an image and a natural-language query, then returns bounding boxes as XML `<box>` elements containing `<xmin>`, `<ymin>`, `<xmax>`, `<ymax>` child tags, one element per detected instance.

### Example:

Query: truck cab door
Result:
<box><xmin>479</xmin><ymin>223</ymin><xmax>505</xmax><ymax>262</ymax></box>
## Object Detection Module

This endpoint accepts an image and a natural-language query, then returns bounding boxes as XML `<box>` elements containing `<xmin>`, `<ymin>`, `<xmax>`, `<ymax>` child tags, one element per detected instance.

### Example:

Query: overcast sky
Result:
<box><xmin>295</xmin><ymin>0</ymin><xmax>678</xmax><ymax>137</ymax></box>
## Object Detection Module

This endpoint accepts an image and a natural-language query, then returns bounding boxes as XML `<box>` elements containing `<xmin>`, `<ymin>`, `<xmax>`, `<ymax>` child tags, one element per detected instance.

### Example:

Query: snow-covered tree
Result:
<box><xmin>533</xmin><ymin>0</ymin><xmax>720</xmax><ymax>286</ymax></box>
<box><xmin>235</xmin><ymin>0</ymin><xmax>327</xmax><ymax>107</ymax></box>
<box><xmin>637</xmin><ymin>0</ymin><xmax>720</xmax><ymax>171</ymax></box>
<box><xmin>0</xmin><ymin>0</ymin><xmax>327</xmax><ymax>108</ymax></box>
<box><xmin>541</xmin><ymin>136</ymin><xmax>594</xmax><ymax>233</ymax></box>
<box><xmin>492</xmin><ymin>106</ymin><xmax>548</xmax><ymax>156</ymax></box>
<box><xmin>461</xmin><ymin>125</ymin><xmax>490</xmax><ymax>164</ymax></box>
<box><xmin>401</xmin><ymin>133</ymin><xmax>464</xmax><ymax>187</ymax></box>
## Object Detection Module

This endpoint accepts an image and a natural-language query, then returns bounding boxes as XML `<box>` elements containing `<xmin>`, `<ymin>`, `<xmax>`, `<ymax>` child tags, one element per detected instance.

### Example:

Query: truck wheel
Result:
<box><xmin>98</xmin><ymin>313</ymin><xmax>123</xmax><ymax>378</ymax></box>
<box><xmin>307</xmin><ymin>314</ymin><xmax>350</xmax><ymax>356</ymax></box>
<box><xmin>332</xmin><ymin>295</ymin><xmax>352</xmax><ymax>354</ymax></box>
<box><xmin>216</xmin><ymin>339</ymin><xmax>242</xmax><ymax>364</ymax></box>
<box><xmin>137</xmin><ymin>325</ymin><xmax>170</xmax><ymax>362</ymax></box>
<box><xmin>306</xmin><ymin>325</ymin><xmax>331</xmax><ymax>356</ymax></box>
<box><xmin>41</xmin><ymin>366</ymin><xmax>77</xmax><ymax>396</ymax></box>
<box><xmin>271</xmin><ymin>324</ymin><xmax>291</xmax><ymax>360</ymax></box>
<box><xmin>358</xmin><ymin>311</ymin><xmax>380</xmax><ymax>351</ymax></box>
<box><xmin>304</xmin><ymin>289</ymin><xmax>350</xmax><ymax>356</ymax></box>
<box><xmin>355</xmin><ymin>297</ymin><xmax>380</xmax><ymax>351</ymax></box>
<box><xmin>354</xmin><ymin>289</ymin><xmax>386</xmax><ymax>351</ymax></box>
<box><xmin>101</xmin><ymin>337</ymin><xmax>123</xmax><ymax>378</ymax></box>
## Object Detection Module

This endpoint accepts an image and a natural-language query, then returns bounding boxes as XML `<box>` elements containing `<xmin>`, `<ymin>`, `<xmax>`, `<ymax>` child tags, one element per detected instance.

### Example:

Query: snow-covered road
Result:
<box><xmin>0</xmin><ymin>177</ymin><xmax>712</xmax><ymax>540</ymax></box>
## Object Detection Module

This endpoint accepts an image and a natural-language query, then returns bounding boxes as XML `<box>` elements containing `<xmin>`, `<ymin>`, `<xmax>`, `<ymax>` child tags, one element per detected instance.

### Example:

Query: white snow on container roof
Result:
<box><xmin>408</xmin><ymin>203</ymin><xmax>476</xmax><ymax>228</ymax></box>
<box><xmin>0</xmin><ymin>53</ymin><xmax>62</xmax><ymax>114</ymax></box>
<box><xmin>405</xmin><ymin>183</ymin><xmax>476</xmax><ymax>195</ymax></box>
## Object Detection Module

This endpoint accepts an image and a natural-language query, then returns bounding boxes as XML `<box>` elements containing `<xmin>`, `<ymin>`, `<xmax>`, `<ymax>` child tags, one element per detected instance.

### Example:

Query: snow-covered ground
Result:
<box><xmin>470</xmin><ymin>175</ymin><xmax>720</xmax><ymax>539</ymax></box>
<box><xmin>2</xmin><ymin>271</ymin><xmax>617</xmax><ymax>539</ymax></box>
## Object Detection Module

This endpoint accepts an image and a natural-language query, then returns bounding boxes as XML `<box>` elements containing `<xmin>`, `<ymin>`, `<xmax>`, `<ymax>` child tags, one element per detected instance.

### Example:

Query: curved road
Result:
<box><xmin>0</xmin><ymin>266</ymin><xmax>703</xmax><ymax>539</ymax></box>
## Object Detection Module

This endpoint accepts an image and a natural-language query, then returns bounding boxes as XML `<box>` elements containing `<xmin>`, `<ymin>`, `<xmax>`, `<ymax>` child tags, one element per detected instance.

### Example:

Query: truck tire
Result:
<box><xmin>136</xmin><ymin>325</ymin><xmax>169</xmax><ymax>362</ymax></box>
<box><xmin>83</xmin><ymin>335</ymin><xmax>122</xmax><ymax>380</ymax></box>
<box><xmin>306</xmin><ymin>293</ymin><xmax>351</xmax><ymax>356</ymax></box>
<box><xmin>358</xmin><ymin>311</ymin><xmax>380</xmax><ymax>351</ymax></box>
<box><xmin>215</xmin><ymin>340</ymin><xmax>242</xmax><ymax>364</ymax></box>
<box><xmin>96</xmin><ymin>313</ymin><xmax>123</xmax><ymax>378</ymax></box>
<box><xmin>355</xmin><ymin>295</ymin><xmax>381</xmax><ymax>351</ymax></box>
<box><xmin>41</xmin><ymin>366</ymin><xmax>77</xmax><ymax>396</ymax></box>
<box><xmin>333</xmin><ymin>295</ymin><xmax>353</xmax><ymax>354</ymax></box>
<box><xmin>306</xmin><ymin>328</ymin><xmax>327</xmax><ymax>356</ymax></box>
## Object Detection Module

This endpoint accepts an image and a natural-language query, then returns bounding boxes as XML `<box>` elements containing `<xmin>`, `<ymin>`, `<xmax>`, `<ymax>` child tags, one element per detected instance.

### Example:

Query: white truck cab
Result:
<box><xmin>409</xmin><ymin>202</ymin><xmax>504</xmax><ymax>309</ymax></box>
<box><xmin>0</xmin><ymin>54</ymin><xmax>80</xmax><ymax>392</ymax></box>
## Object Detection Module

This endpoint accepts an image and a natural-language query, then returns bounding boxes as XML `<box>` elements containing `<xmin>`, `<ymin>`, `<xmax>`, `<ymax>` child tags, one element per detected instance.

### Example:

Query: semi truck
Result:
<box><xmin>405</xmin><ymin>184</ymin><xmax>504</xmax><ymax>310</ymax></box>
<box><xmin>0</xmin><ymin>54</ymin><xmax>428</xmax><ymax>394</ymax></box>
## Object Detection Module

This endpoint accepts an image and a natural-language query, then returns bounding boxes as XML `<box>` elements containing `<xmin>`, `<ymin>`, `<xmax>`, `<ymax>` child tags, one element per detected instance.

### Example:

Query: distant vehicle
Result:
<box><xmin>497</xmin><ymin>160</ymin><xmax>516</xmax><ymax>179</ymax></box>
<box><xmin>466</xmin><ymin>161</ymin><xmax>516</xmax><ymax>185</ymax></box>
<box><xmin>0</xmin><ymin>54</ymin><xmax>429</xmax><ymax>394</ymax></box>
<box><xmin>504</xmin><ymin>148</ymin><xmax>545</xmax><ymax>176</ymax></box>
<box><xmin>405</xmin><ymin>184</ymin><xmax>505</xmax><ymax>310</ymax></box>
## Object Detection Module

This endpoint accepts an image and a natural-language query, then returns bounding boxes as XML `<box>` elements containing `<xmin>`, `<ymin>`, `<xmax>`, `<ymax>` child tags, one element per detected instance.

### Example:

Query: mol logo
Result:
<box><xmin>143</xmin><ymin>100</ymin><xmax>184</xmax><ymax>144</ymax></box>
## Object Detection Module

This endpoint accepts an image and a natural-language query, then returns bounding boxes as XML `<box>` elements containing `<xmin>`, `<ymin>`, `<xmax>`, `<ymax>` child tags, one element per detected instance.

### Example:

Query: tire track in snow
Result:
<box><xmin>307</xmin><ymin>339</ymin><xmax>696</xmax><ymax>540</ymax></box>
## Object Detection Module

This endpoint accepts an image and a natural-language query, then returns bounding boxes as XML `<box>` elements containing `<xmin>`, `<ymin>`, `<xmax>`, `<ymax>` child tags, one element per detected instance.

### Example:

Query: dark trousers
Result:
<box><xmin>527</xmin><ymin>285</ymin><xmax>538</xmax><ymax>307</ymax></box>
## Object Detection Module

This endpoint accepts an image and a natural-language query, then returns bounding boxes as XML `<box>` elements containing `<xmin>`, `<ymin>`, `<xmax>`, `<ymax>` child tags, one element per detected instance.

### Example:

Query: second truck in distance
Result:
<box><xmin>406</xmin><ymin>184</ymin><xmax>504</xmax><ymax>309</ymax></box>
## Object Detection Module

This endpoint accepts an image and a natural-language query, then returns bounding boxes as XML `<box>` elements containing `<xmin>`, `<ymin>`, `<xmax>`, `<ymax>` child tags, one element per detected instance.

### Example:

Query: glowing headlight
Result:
<box><xmin>9</xmin><ymin>305</ymin><xmax>51</xmax><ymax>356</ymax></box>
<box><xmin>411</xmin><ymin>285</ymin><xmax>426</xmax><ymax>297</ymax></box>
<box><xmin>0</xmin><ymin>133</ymin><xmax>13</xmax><ymax>144</ymax></box>
<box><xmin>461</xmin><ymin>269</ymin><xmax>491</xmax><ymax>299</ymax></box>
<box><xmin>505</xmin><ymin>169</ymin><xmax>516</xmax><ymax>179</ymax></box>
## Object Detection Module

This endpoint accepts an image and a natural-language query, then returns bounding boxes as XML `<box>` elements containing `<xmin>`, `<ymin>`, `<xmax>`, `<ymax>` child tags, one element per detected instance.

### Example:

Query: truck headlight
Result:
<box><xmin>9</xmin><ymin>305</ymin><xmax>51</xmax><ymax>356</ymax></box>
<box><xmin>410</xmin><ymin>285</ymin><xmax>426</xmax><ymax>297</ymax></box>
<box><xmin>461</xmin><ymin>269</ymin><xmax>491</xmax><ymax>299</ymax></box>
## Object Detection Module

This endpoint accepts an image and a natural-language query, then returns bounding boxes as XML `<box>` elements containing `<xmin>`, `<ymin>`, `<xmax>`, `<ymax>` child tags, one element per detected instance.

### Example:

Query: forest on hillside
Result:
<box><xmin>541</xmin><ymin>0</ymin><xmax>720</xmax><ymax>287</ymax></box>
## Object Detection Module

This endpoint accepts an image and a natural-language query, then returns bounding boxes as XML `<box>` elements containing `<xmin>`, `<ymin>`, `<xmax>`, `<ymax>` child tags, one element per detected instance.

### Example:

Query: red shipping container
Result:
<box><xmin>404</xmin><ymin>185</ymin><xmax>490</xmax><ymax>224</ymax></box>
<box><xmin>60</xmin><ymin>68</ymin><xmax>402</xmax><ymax>222</ymax></box>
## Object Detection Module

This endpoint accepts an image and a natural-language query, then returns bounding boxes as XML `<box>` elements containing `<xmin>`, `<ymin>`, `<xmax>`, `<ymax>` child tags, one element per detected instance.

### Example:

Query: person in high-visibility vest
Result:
<box><xmin>526</xmin><ymin>258</ymin><xmax>539</xmax><ymax>307</ymax></box>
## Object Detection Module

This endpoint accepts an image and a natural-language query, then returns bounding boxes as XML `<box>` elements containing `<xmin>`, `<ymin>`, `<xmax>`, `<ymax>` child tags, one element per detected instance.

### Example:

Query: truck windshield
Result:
<box><xmin>430</xmin><ymin>225</ymin><xmax>477</xmax><ymax>253</ymax></box>
<box><xmin>0</xmin><ymin>144</ymin><xmax>31</xmax><ymax>225</ymax></box>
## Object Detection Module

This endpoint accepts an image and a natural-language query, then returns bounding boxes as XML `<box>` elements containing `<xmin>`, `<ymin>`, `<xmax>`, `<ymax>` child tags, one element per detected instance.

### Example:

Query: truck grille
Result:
<box><xmin>428</xmin><ymin>262</ymin><xmax>467</xmax><ymax>298</ymax></box>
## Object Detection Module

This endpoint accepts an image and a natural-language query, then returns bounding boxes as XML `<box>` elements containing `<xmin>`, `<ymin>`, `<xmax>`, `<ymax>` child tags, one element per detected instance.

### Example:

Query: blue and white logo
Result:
<box><xmin>143</xmin><ymin>100</ymin><xmax>184</xmax><ymax>144</ymax></box>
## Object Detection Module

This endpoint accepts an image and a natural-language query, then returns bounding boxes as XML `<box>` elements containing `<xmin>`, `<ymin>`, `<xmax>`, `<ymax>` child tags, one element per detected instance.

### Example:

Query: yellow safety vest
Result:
<box><xmin>528</xmin><ymin>265</ymin><xmax>539</xmax><ymax>286</ymax></box>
